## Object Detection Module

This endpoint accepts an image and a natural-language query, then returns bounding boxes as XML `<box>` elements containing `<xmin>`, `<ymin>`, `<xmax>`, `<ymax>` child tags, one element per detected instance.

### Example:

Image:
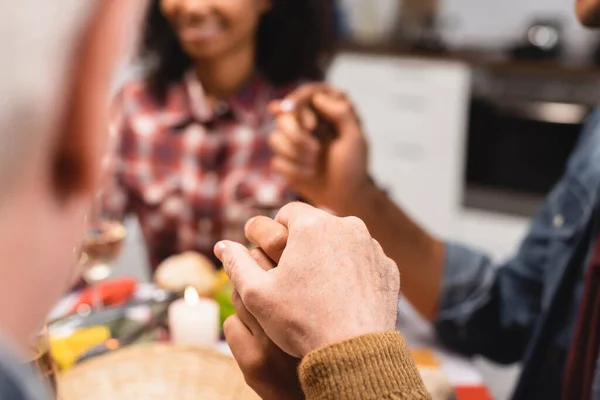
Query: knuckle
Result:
<box><xmin>297</xmin><ymin>214</ymin><xmax>322</xmax><ymax>231</ymax></box>
<box><xmin>222</xmin><ymin>316</ymin><xmax>237</xmax><ymax>338</ymax></box>
<box><xmin>239</xmin><ymin>349</ymin><xmax>269</xmax><ymax>377</ymax></box>
<box><xmin>280</xmin><ymin>201</ymin><xmax>304</xmax><ymax>217</ymax></box>
<box><xmin>241</xmin><ymin>282</ymin><xmax>265</xmax><ymax>310</ymax></box>
<box><xmin>343</xmin><ymin>216</ymin><xmax>368</xmax><ymax>232</ymax></box>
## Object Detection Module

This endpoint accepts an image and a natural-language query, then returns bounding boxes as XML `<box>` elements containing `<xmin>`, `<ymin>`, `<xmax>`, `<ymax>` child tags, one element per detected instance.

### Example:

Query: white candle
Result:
<box><xmin>168</xmin><ymin>287</ymin><xmax>220</xmax><ymax>348</ymax></box>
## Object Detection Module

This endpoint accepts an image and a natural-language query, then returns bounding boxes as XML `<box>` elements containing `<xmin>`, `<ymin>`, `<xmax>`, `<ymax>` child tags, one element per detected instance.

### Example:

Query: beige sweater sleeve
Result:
<box><xmin>298</xmin><ymin>332</ymin><xmax>431</xmax><ymax>400</ymax></box>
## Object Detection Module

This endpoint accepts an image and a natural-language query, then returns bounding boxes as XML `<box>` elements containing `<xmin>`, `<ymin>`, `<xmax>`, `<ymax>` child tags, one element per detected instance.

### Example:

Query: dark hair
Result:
<box><xmin>140</xmin><ymin>0</ymin><xmax>338</xmax><ymax>102</ymax></box>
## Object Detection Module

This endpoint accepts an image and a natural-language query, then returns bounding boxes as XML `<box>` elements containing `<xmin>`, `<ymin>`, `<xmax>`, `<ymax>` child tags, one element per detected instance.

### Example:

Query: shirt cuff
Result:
<box><xmin>298</xmin><ymin>332</ymin><xmax>429</xmax><ymax>400</ymax></box>
<box><xmin>437</xmin><ymin>242</ymin><xmax>496</xmax><ymax>323</ymax></box>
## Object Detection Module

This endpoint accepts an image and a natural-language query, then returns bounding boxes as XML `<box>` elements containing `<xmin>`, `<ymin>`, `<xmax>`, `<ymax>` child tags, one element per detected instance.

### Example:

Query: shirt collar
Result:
<box><xmin>182</xmin><ymin>70</ymin><xmax>272</xmax><ymax>127</ymax></box>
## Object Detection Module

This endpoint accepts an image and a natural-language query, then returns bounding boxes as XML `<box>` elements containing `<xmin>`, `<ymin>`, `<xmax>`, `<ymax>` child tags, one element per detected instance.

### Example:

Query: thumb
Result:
<box><xmin>214</xmin><ymin>241</ymin><xmax>269</xmax><ymax>297</ymax></box>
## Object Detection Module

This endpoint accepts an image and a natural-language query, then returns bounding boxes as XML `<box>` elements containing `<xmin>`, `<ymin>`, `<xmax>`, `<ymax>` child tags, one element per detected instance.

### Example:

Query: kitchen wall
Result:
<box><xmin>342</xmin><ymin>0</ymin><xmax>599</xmax><ymax>61</ymax></box>
<box><xmin>441</xmin><ymin>0</ymin><xmax>598</xmax><ymax>60</ymax></box>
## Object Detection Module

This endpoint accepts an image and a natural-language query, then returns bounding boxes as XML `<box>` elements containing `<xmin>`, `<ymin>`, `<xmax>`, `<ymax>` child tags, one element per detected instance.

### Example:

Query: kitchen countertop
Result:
<box><xmin>338</xmin><ymin>41</ymin><xmax>600</xmax><ymax>80</ymax></box>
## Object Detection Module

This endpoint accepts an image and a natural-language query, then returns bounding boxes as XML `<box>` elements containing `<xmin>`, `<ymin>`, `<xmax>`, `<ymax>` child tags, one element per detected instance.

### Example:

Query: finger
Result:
<box><xmin>224</xmin><ymin>316</ymin><xmax>259</xmax><ymax>366</ymax></box>
<box><xmin>275</xmin><ymin>202</ymin><xmax>328</xmax><ymax>230</ymax></box>
<box><xmin>214</xmin><ymin>241</ymin><xmax>269</xmax><ymax>298</ymax></box>
<box><xmin>268</xmin><ymin>131</ymin><xmax>317</xmax><ymax>166</ymax></box>
<box><xmin>271</xmin><ymin>157</ymin><xmax>315</xmax><ymax>184</ymax></box>
<box><xmin>249</xmin><ymin>247</ymin><xmax>276</xmax><ymax>271</ymax></box>
<box><xmin>278</xmin><ymin>83</ymin><xmax>329</xmax><ymax>111</ymax></box>
<box><xmin>276</xmin><ymin>114</ymin><xmax>319</xmax><ymax>150</ymax></box>
<box><xmin>246</xmin><ymin>218</ymin><xmax>289</xmax><ymax>263</ymax></box>
<box><xmin>299</xmin><ymin>106</ymin><xmax>318</xmax><ymax>131</ymax></box>
<box><xmin>312</xmin><ymin>92</ymin><xmax>357</xmax><ymax>132</ymax></box>
<box><xmin>268</xmin><ymin>98</ymin><xmax>296</xmax><ymax>115</ymax></box>
<box><xmin>231</xmin><ymin>289</ymin><xmax>262</xmax><ymax>335</ymax></box>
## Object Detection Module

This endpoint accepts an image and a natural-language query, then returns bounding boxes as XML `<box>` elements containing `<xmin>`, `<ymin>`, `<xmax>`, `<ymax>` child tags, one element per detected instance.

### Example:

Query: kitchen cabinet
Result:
<box><xmin>328</xmin><ymin>53</ymin><xmax>471</xmax><ymax>238</ymax></box>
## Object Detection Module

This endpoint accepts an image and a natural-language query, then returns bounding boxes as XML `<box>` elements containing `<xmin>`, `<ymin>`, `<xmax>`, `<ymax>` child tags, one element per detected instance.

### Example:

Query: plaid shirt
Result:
<box><xmin>101</xmin><ymin>72</ymin><xmax>298</xmax><ymax>269</ymax></box>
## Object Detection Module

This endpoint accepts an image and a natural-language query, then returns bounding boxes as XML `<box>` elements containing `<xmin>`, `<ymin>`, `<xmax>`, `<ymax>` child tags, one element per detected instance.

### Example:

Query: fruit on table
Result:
<box><xmin>50</xmin><ymin>326</ymin><xmax>111</xmax><ymax>370</ymax></box>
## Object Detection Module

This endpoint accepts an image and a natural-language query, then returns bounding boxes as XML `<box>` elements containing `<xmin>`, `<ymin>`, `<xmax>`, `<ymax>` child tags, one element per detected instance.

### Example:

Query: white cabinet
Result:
<box><xmin>328</xmin><ymin>53</ymin><xmax>471</xmax><ymax>238</ymax></box>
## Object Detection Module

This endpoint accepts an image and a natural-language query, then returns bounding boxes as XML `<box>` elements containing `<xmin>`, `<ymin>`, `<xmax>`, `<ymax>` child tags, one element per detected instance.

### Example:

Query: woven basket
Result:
<box><xmin>58</xmin><ymin>343</ymin><xmax>260</xmax><ymax>400</ymax></box>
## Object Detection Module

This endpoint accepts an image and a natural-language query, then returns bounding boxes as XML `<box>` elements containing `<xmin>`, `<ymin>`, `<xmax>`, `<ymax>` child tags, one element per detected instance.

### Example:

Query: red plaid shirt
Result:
<box><xmin>101</xmin><ymin>72</ymin><xmax>298</xmax><ymax>269</ymax></box>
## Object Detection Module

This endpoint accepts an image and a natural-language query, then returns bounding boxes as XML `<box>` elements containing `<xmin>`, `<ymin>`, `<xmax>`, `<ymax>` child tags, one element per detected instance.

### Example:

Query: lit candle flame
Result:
<box><xmin>184</xmin><ymin>286</ymin><xmax>200</xmax><ymax>305</ymax></box>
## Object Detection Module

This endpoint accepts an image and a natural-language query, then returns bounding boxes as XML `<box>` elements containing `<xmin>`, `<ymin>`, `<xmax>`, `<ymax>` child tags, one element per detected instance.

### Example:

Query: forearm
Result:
<box><xmin>299</xmin><ymin>332</ymin><xmax>430</xmax><ymax>400</ymax></box>
<box><xmin>335</xmin><ymin>183</ymin><xmax>445</xmax><ymax>321</ymax></box>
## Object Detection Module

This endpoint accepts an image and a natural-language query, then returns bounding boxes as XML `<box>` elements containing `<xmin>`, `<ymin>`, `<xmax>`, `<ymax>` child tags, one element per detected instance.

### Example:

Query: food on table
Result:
<box><xmin>418</xmin><ymin>367</ymin><xmax>454</xmax><ymax>400</ymax></box>
<box><xmin>412</xmin><ymin>348</ymin><xmax>453</xmax><ymax>400</ymax></box>
<box><xmin>214</xmin><ymin>276</ymin><xmax>235</xmax><ymax>327</ymax></box>
<box><xmin>70</xmin><ymin>278</ymin><xmax>137</xmax><ymax>313</ymax></box>
<box><xmin>50</xmin><ymin>326</ymin><xmax>111</xmax><ymax>370</ymax></box>
<box><xmin>411</xmin><ymin>347</ymin><xmax>440</xmax><ymax>368</ymax></box>
<box><xmin>155</xmin><ymin>252</ymin><xmax>218</xmax><ymax>297</ymax></box>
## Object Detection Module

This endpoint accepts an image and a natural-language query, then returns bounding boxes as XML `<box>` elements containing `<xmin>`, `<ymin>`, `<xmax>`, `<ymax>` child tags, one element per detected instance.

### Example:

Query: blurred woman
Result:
<box><xmin>101</xmin><ymin>0</ymin><xmax>337</xmax><ymax>269</ymax></box>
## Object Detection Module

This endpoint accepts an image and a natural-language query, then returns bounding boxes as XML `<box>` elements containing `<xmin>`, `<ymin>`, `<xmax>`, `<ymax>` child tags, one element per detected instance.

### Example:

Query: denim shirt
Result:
<box><xmin>436</xmin><ymin>107</ymin><xmax>600</xmax><ymax>400</ymax></box>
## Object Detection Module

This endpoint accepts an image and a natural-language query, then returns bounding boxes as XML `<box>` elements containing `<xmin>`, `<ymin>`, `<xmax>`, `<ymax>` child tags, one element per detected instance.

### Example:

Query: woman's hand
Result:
<box><xmin>224</xmin><ymin>245</ymin><xmax>304</xmax><ymax>400</ymax></box>
<box><xmin>268</xmin><ymin>84</ymin><xmax>371</xmax><ymax>212</ymax></box>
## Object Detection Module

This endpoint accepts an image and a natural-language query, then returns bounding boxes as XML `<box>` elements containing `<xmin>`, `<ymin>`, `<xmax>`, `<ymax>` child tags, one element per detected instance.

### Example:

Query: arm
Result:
<box><xmin>267</xmin><ymin>85</ymin><xmax>574</xmax><ymax>364</ymax></box>
<box><xmin>299</xmin><ymin>332</ymin><xmax>430</xmax><ymax>400</ymax></box>
<box><xmin>339</xmin><ymin>182</ymin><xmax>445</xmax><ymax>321</ymax></box>
<box><xmin>342</xmin><ymin>176</ymin><xmax>558</xmax><ymax>364</ymax></box>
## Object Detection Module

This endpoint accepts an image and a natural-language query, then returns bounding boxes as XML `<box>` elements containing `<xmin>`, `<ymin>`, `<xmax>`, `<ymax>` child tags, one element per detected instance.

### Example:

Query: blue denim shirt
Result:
<box><xmin>436</xmin><ymin>107</ymin><xmax>600</xmax><ymax>400</ymax></box>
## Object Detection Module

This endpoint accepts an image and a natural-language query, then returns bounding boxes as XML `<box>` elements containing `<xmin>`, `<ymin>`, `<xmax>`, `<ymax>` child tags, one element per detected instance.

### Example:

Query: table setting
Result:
<box><xmin>36</xmin><ymin>244</ymin><xmax>493</xmax><ymax>400</ymax></box>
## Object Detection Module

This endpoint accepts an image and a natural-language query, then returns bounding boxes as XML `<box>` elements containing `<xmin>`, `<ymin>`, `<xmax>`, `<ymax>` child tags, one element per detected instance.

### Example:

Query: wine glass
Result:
<box><xmin>27</xmin><ymin>326</ymin><xmax>58</xmax><ymax>398</ymax></box>
<box><xmin>78</xmin><ymin>202</ymin><xmax>127</xmax><ymax>311</ymax></box>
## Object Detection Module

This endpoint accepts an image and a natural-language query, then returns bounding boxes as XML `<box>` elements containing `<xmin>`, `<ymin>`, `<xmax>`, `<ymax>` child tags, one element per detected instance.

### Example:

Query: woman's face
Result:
<box><xmin>161</xmin><ymin>0</ymin><xmax>271</xmax><ymax>60</ymax></box>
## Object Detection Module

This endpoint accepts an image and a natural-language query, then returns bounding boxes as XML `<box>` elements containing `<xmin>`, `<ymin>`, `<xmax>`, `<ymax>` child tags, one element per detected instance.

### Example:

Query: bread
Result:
<box><xmin>154</xmin><ymin>252</ymin><xmax>218</xmax><ymax>297</ymax></box>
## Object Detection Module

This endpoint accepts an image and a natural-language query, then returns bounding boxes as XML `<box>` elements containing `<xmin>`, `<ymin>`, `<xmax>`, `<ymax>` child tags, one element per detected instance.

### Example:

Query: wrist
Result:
<box><xmin>333</xmin><ymin>176</ymin><xmax>382</xmax><ymax>217</ymax></box>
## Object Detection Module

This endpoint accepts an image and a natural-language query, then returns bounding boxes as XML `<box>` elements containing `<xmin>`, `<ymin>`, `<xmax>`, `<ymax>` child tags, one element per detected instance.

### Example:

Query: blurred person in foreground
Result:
<box><xmin>261</xmin><ymin>1</ymin><xmax>600</xmax><ymax>399</ymax></box>
<box><xmin>0</xmin><ymin>3</ymin><xmax>430</xmax><ymax>400</ymax></box>
<box><xmin>99</xmin><ymin>0</ymin><xmax>336</xmax><ymax>270</ymax></box>
<box><xmin>0</xmin><ymin>1</ymin><xmax>144</xmax><ymax>398</ymax></box>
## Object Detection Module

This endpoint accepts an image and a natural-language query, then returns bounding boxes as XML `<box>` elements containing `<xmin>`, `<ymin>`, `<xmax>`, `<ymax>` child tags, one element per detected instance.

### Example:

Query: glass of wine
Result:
<box><xmin>28</xmin><ymin>326</ymin><xmax>58</xmax><ymax>398</ymax></box>
<box><xmin>78</xmin><ymin>203</ymin><xmax>127</xmax><ymax>311</ymax></box>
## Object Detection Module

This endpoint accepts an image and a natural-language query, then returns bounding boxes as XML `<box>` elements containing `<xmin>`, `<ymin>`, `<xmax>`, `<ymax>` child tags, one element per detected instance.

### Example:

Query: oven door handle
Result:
<box><xmin>489</xmin><ymin>100</ymin><xmax>588</xmax><ymax>125</ymax></box>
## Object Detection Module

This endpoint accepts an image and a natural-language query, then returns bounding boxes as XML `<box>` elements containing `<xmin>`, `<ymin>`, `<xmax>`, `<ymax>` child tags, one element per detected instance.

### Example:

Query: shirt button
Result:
<box><xmin>553</xmin><ymin>215</ymin><xmax>565</xmax><ymax>229</ymax></box>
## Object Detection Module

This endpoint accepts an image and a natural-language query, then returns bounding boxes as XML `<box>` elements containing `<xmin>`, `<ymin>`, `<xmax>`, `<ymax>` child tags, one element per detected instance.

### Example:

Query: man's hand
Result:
<box><xmin>268</xmin><ymin>85</ymin><xmax>371</xmax><ymax>212</ymax></box>
<box><xmin>215</xmin><ymin>202</ymin><xmax>400</xmax><ymax>358</ymax></box>
<box><xmin>224</xmin><ymin>245</ymin><xmax>303</xmax><ymax>400</ymax></box>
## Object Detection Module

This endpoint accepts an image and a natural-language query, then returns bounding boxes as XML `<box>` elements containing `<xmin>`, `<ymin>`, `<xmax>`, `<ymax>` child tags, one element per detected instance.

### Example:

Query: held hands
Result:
<box><xmin>215</xmin><ymin>202</ymin><xmax>400</xmax><ymax>359</ymax></box>
<box><xmin>268</xmin><ymin>84</ymin><xmax>370</xmax><ymax>212</ymax></box>
<box><xmin>224</xmin><ymin>248</ymin><xmax>303</xmax><ymax>400</ymax></box>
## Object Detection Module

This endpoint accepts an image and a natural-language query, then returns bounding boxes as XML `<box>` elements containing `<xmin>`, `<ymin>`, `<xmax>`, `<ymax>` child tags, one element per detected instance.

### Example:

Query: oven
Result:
<box><xmin>463</xmin><ymin>66</ymin><xmax>600</xmax><ymax>217</ymax></box>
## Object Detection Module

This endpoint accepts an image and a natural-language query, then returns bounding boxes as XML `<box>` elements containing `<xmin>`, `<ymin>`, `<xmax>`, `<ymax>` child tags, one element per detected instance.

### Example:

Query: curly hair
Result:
<box><xmin>140</xmin><ymin>0</ymin><xmax>338</xmax><ymax>102</ymax></box>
